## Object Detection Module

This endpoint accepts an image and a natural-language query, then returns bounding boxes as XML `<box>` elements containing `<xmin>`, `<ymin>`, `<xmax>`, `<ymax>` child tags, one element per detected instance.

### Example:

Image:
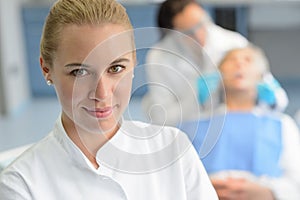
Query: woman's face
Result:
<box><xmin>42</xmin><ymin>24</ymin><xmax>135</xmax><ymax>135</ymax></box>
<box><xmin>172</xmin><ymin>3</ymin><xmax>208</xmax><ymax>47</ymax></box>
<box><xmin>219</xmin><ymin>48</ymin><xmax>262</xmax><ymax>92</ymax></box>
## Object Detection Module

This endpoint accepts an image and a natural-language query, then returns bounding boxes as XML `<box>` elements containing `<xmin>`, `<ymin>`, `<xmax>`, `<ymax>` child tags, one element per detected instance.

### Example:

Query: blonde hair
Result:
<box><xmin>40</xmin><ymin>0</ymin><xmax>134</xmax><ymax>66</ymax></box>
<box><xmin>219</xmin><ymin>44</ymin><xmax>270</xmax><ymax>76</ymax></box>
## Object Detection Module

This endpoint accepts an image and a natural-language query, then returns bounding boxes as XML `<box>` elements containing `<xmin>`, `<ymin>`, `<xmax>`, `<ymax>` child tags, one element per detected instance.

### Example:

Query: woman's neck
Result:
<box><xmin>61</xmin><ymin>114</ymin><xmax>119</xmax><ymax>169</ymax></box>
<box><xmin>72</xmin><ymin>130</ymin><xmax>108</xmax><ymax>169</ymax></box>
<box><xmin>225</xmin><ymin>89</ymin><xmax>257</xmax><ymax>112</ymax></box>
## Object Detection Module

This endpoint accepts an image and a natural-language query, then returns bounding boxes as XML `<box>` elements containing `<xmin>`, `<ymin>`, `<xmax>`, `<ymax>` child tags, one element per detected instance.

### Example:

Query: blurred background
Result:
<box><xmin>0</xmin><ymin>0</ymin><xmax>300</xmax><ymax>152</ymax></box>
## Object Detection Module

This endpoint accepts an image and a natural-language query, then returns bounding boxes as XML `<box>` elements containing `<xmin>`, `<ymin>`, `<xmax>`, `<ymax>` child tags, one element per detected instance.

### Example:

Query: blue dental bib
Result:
<box><xmin>180</xmin><ymin>113</ymin><xmax>282</xmax><ymax>177</ymax></box>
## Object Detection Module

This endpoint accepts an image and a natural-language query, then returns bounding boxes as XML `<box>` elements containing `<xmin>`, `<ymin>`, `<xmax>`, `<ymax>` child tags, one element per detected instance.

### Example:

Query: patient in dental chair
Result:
<box><xmin>179</xmin><ymin>45</ymin><xmax>300</xmax><ymax>200</ymax></box>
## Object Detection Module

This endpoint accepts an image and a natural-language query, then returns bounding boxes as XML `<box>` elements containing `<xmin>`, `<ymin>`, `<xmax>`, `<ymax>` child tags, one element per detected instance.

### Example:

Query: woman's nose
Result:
<box><xmin>89</xmin><ymin>77</ymin><xmax>109</xmax><ymax>101</ymax></box>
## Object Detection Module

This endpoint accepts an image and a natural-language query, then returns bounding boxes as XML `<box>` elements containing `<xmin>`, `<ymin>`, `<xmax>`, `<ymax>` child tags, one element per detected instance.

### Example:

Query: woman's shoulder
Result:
<box><xmin>121</xmin><ymin>120</ymin><xmax>186</xmax><ymax>139</ymax></box>
<box><xmin>0</xmin><ymin>132</ymin><xmax>58</xmax><ymax>177</ymax></box>
<box><xmin>119</xmin><ymin>121</ymin><xmax>192</xmax><ymax>150</ymax></box>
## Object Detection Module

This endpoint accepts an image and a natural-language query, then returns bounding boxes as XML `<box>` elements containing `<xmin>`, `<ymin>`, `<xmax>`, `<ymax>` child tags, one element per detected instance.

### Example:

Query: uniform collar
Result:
<box><xmin>52</xmin><ymin>114</ymin><xmax>125</xmax><ymax>173</ymax></box>
<box><xmin>52</xmin><ymin>115</ymin><xmax>94</xmax><ymax>170</ymax></box>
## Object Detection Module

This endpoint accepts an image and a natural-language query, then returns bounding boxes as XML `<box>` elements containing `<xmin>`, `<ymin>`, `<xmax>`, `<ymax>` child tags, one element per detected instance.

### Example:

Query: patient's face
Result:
<box><xmin>219</xmin><ymin>48</ymin><xmax>261</xmax><ymax>92</ymax></box>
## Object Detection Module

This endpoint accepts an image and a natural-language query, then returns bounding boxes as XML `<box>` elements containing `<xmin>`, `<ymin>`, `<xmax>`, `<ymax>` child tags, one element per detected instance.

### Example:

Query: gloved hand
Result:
<box><xmin>257</xmin><ymin>79</ymin><xmax>280</xmax><ymax>106</ymax></box>
<box><xmin>197</xmin><ymin>72</ymin><xmax>221</xmax><ymax>105</ymax></box>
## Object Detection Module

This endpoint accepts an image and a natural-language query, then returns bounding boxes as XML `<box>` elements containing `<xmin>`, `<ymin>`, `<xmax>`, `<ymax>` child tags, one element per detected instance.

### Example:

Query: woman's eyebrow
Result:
<box><xmin>110</xmin><ymin>58</ymin><xmax>130</xmax><ymax>65</ymax></box>
<box><xmin>64</xmin><ymin>58</ymin><xmax>130</xmax><ymax>68</ymax></box>
<box><xmin>64</xmin><ymin>63</ymin><xmax>91</xmax><ymax>68</ymax></box>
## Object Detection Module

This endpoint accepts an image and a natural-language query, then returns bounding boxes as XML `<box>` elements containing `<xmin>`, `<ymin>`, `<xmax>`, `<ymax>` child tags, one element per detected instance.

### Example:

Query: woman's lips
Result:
<box><xmin>85</xmin><ymin>107</ymin><xmax>113</xmax><ymax>119</ymax></box>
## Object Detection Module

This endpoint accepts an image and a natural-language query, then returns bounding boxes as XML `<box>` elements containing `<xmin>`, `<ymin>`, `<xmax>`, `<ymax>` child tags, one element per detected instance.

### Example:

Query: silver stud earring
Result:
<box><xmin>132</xmin><ymin>74</ymin><xmax>135</xmax><ymax>79</ymax></box>
<box><xmin>46</xmin><ymin>80</ymin><xmax>53</xmax><ymax>86</ymax></box>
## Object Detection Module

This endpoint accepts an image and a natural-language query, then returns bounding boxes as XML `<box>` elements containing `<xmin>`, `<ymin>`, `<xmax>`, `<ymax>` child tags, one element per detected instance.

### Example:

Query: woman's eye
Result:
<box><xmin>108</xmin><ymin>65</ymin><xmax>125</xmax><ymax>74</ymax></box>
<box><xmin>71</xmin><ymin>68</ymin><xmax>88</xmax><ymax>77</ymax></box>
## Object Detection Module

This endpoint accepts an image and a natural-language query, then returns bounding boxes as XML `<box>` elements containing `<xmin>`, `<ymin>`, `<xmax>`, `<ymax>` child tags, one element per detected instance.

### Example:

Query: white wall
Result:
<box><xmin>0</xmin><ymin>0</ymin><xmax>31</xmax><ymax>116</ymax></box>
<box><xmin>248</xmin><ymin>3</ymin><xmax>300</xmax><ymax>79</ymax></box>
<box><xmin>249</xmin><ymin>3</ymin><xmax>300</xmax><ymax>30</ymax></box>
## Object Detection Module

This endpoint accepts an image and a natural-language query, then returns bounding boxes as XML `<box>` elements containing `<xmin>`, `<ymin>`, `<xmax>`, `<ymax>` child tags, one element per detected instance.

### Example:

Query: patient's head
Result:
<box><xmin>219</xmin><ymin>45</ymin><xmax>269</xmax><ymax>94</ymax></box>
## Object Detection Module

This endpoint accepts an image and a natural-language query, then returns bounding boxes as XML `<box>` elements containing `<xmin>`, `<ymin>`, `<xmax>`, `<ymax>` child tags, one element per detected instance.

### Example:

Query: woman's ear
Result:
<box><xmin>40</xmin><ymin>56</ymin><xmax>52</xmax><ymax>82</ymax></box>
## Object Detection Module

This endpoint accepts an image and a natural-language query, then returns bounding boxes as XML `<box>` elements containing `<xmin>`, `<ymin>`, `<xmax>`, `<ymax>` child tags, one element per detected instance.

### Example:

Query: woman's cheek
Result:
<box><xmin>114</xmin><ymin>74</ymin><xmax>133</xmax><ymax>103</ymax></box>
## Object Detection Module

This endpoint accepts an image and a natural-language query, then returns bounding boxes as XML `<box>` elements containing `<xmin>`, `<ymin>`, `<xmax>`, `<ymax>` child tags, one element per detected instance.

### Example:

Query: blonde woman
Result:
<box><xmin>0</xmin><ymin>0</ymin><xmax>217</xmax><ymax>199</ymax></box>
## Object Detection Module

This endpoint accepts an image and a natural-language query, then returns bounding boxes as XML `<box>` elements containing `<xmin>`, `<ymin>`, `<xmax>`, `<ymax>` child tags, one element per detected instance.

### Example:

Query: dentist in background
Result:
<box><xmin>142</xmin><ymin>0</ymin><xmax>288</xmax><ymax>126</ymax></box>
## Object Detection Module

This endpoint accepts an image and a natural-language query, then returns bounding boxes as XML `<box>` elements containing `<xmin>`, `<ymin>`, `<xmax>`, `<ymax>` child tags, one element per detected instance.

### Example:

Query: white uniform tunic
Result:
<box><xmin>0</xmin><ymin>116</ymin><xmax>218</xmax><ymax>200</ymax></box>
